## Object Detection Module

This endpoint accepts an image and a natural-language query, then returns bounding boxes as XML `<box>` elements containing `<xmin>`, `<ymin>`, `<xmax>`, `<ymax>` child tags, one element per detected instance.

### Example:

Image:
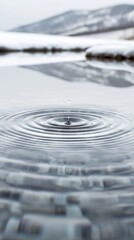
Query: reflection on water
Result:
<box><xmin>0</xmin><ymin>54</ymin><xmax>134</xmax><ymax>239</ymax></box>
<box><xmin>26</xmin><ymin>60</ymin><xmax>134</xmax><ymax>88</ymax></box>
<box><xmin>0</xmin><ymin>51</ymin><xmax>134</xmax><ymax>88</ymax></box>
<box><xmin>87</xmin><ymin>59</ymin><xmax>134</xmax><ymax>74</ymax></box>
<box><xmin>0</xmin><ymin>52</ymin><xmax>84</xmax><ymax>67</ymax></box>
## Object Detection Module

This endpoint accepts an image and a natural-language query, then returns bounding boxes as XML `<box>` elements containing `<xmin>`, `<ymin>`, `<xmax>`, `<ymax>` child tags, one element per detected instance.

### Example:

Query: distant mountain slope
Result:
<box><xmin>13</xmin><ymin>4</ymin><xmax>134</xmax><ymax>36</ymax></box>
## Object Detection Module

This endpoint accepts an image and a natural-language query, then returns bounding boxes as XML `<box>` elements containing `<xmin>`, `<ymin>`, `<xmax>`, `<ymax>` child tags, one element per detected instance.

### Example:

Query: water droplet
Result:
<box><xmin>65</xmin><ymin>99</ymin><xmax>71</xmax><ymax>125</ymax></box>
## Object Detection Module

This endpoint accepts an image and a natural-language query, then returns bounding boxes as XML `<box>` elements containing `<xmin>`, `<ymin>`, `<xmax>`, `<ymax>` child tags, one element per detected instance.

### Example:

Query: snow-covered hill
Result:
<box><xmin>13</xmin><ymin>4</ymin><xmax>134</xmax><ymax>37</ymax></box>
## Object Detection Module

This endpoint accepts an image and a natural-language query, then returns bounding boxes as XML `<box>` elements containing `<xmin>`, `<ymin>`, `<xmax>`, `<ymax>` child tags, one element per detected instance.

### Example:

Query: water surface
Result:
<box><xmin>0</xmin><ymin>53</ymin><xmax>134</xmax><ymax>240</ymax></box>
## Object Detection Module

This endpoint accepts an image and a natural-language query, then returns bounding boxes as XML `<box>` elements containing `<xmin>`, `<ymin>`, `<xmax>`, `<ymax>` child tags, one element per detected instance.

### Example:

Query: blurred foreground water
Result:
<box><xmin>0</xmin><ymin>51</ymin><xmax>134</xmax><ymax>240</ymax></box>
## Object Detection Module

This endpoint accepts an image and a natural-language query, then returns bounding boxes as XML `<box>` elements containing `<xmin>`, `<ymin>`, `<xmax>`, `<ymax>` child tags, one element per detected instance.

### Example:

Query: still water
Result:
<box><xmin>0</xmin><ymin>53</ymin><xmax>134</xmax><ymax>240</ymax></box>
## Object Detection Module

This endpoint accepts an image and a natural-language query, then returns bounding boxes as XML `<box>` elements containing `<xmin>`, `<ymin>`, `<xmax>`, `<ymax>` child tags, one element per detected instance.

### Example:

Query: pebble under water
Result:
<box><xmin>0</xmin><ymin>106</ymin><xmax>134</xmax><ymax>240</ymax></box>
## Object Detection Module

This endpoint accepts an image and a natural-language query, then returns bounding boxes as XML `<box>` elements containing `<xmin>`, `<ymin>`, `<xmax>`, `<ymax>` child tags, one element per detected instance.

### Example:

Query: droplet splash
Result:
<box><xmin>0</xmin><ymin>106</ymin><xmax>133</xmax><ymax>152</ymax></box>
<box><xmin>66</xmin><ymin>99</ymin><xmax>71</xmax><ymax>125</ymax></box>
<box><xmin>65</xmin><ymin>119</ymin><xmax>71</xmax><ymax>125</ymax></box>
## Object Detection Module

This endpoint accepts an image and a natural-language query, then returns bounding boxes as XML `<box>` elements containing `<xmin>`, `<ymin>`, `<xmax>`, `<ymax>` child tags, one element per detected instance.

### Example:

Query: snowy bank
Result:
<box><xmin>0</xmin><ymin>32</ymin><xmax>95</xmax><ymax>52</ymax></box>
<box><xmin>86</xmin><ymin>45</ymin><xmax>134</xmax><ymax>60</ymax></box>
<box><xmin>0</xmin><ymin>32</ymin><xmax>134</xmax><ymax>53</ymax></box>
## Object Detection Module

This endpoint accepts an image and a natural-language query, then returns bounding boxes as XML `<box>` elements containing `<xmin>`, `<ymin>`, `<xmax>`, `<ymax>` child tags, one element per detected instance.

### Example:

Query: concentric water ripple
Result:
<box><xmin>0</xmin><ymin>106</ymin><xmax>133</xmax><ymax>153</ymax></box>
<box><xmin>0</xmin><ymin>106</ymin><xmax>134</xmax><ymax>239</ymax></box>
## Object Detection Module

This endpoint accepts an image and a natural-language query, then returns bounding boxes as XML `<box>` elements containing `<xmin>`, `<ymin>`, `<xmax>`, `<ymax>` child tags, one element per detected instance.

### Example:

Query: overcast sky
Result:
<box><xmin>0</xmin><ymin>0</ymin><xmax>134</xmax><ymax>30</ymax></box>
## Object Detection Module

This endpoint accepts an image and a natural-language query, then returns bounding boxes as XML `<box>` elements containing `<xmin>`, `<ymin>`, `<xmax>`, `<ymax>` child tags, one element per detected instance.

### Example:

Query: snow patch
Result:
<box><xmin>86</xmin><ymin>44</ymin><xmax>134</xmax><ymax>60</ymax></box>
